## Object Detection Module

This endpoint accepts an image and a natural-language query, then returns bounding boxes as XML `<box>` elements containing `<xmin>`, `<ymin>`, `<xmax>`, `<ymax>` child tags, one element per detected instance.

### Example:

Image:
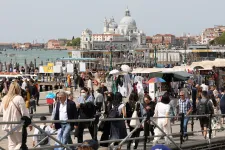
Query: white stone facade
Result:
<box><xmin>80</xmin><ymin>8</ymin><xmax>147</xmax><ymax>50</ymax></box>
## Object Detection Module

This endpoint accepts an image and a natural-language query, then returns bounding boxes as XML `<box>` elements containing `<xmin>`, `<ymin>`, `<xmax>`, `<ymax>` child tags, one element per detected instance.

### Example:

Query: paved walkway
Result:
<box><xmin>0</xmin><ymin>90</ymin><xmax>225</xmax><ymax>149</ymax></box>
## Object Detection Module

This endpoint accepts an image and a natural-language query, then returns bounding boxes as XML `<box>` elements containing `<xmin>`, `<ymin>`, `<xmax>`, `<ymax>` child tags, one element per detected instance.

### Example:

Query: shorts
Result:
<box><xmin>199</xmin><ymin>117</ymin><xmax>209</xmax><ymax>128</ymax></box>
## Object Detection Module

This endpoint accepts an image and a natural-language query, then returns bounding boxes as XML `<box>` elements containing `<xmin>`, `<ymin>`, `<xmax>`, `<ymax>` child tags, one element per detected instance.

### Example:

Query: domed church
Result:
<box><xmin>81</xmin><ymin>8</ymin><xmax>147</xmax><ymax>50</ymax></box>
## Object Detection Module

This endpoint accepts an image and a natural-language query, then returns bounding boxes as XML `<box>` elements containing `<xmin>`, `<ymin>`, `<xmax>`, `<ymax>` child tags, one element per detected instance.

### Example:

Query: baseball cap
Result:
<box><xmin>151</xmin><ymin>144</ymin><xmax>171</xmax><ymax>150</ymax></box>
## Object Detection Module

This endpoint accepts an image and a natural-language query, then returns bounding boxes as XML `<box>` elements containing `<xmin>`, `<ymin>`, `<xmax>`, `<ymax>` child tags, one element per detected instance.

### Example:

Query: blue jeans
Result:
<box><xmin>56</xmin><ymin>123</ymin><xmax>72</xmax><ymax>150</ymax></box>
<box><xmin>183</xmin><ymin>117</ymin><xmax>190</xmax><ymax>136</ymax></box>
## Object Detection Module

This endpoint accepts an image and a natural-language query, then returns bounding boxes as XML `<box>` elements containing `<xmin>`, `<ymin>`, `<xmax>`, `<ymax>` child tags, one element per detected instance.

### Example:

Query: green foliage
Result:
<box><xmin>210</xmin><ymin>32</ymin><xmax>225</xmax><ymax>46</ymax></box>
<box><xmin>66</xmin><ymin>37</ymin><xmax>80</xmax><ymax>46</ymax></box>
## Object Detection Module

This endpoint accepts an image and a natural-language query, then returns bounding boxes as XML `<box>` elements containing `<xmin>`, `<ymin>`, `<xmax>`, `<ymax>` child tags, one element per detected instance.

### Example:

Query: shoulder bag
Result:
<box><xmin>130</xmin><ymin>102</ymin><xmax>140</xmax><ymax>128</ymax></box>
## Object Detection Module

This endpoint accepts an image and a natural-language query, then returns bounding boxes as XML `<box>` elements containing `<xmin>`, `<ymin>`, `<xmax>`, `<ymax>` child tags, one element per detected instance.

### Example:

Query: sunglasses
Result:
<box><xmin>180</xmin><ymin>95</ymin><xmax>184</xmax><ymax>96</ymax></box>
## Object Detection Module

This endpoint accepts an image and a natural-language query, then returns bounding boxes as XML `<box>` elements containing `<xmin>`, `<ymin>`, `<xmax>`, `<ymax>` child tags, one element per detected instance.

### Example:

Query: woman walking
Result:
<box><xmin>100</xmin><ymin>92</ymin><xmax>114</xmax><ymax>147</ymax></box>
<box><xmin>0</xmin><ymin>82</ymin><xmax>30</xmax><ymax>150</ymax></box>
<box><xmin>126</xmin><ymin>91</ymin><xmax>145</xmax><ymax>149</ymax></box>
<box><xmin>152</xmin><ymin>93</ymin><xmax>172</xmax><ymax>145</ymax></box>
<box><xmin>109</xmin><ymin>92</ymin><xmax>127</xmax><ymax>143</ymax></box>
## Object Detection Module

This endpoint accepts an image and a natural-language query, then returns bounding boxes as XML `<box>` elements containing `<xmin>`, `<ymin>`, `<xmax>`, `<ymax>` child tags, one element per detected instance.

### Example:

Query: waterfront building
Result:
<box><xmin>201</xmin><ymin>25</ymin><xmax>225</xmax><ymax>44</ymax></box>
<box><xmin>47</xmin><ymin>39</ymin><xmax>60</xmax><ymax>49</ymax></box>
<box><xmin>81</xmin><ymin>8</ymin><xmax>147</xmax><ymax>50</ymax></box>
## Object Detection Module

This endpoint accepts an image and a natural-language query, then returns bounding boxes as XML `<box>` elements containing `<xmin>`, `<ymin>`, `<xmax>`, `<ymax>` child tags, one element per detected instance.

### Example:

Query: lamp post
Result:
<box><xmin>109</xmin><ymin>38</ymin><xmax>113</xmax><ymax>71</ymax></box>
<box><xmin>184</xmin><ymin>42</ymin><xmax>187</xmax><ymax>64</ymax></box>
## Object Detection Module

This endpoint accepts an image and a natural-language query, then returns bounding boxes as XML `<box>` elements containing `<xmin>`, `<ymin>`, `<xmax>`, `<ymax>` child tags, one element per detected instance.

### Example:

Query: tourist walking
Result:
<box><xmin>99</xmin><ymin>92</ymin><xmax>113</xmax><ymax>147</ymax></box>
<box><xmin>51</xmin><ymin>90</ymin><xmax>78</xmax><ymax>150</ymax></box>
<box><xmin>152</xmin><ymin>93</ymin><xmax>172</xmax><ymax>145</ymax></box>
<box><xmin>95</xmin><ymin>89</ymin><xmax>104</xmax><ymax>112</ymax></box>
<box><xmin>109</xmin><ymin>92</ymin><xmax>127</xmax><ymax>143</ymax></box>
<box><xmin>0</xmin><ymin>82</ymin><xmax>31</xmax><ymax>150</ymax></box>
<box><xmin>220</xmin><ymin>88</ymin><xmax>225</xmax><ymax>124</ymax></box>
<box><xmin>76</xmin><ymin>87</ymin><xmax>96</xmax><ymax>143</ymax></box>
<box><xmin>177</xmin><ymin>91</ymin><xmax>193</xmax><ymax>140</ymax></box>
<box><xmin>143</xmin><ymin>95</ymin><xmax>156</xmax><ymax>137</ymax></box>
<box><xmin>1</xmin><ymin>77</ymin><xmax>8</xmax><ymax>96</ymax></box>
<box><xmin>126</xmin><ymin>91</ymin><xmax>145</xmax><ymax>149</ymax></box>
<box><xmin>197</xmin><ymin>91</ymin><xmax>214</xmax><ymax>139</ymax></box>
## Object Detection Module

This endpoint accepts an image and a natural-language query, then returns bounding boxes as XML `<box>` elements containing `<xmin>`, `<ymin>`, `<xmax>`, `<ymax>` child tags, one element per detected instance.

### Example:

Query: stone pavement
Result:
<box><xmin>0</xmin><ymin>90</ymin><xmax>225</xmax><ymax>150</ymax></box>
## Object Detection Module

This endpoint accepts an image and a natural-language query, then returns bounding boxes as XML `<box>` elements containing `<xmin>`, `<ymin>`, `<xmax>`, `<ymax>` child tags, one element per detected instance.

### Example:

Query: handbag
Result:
<box><xmin>129</xmin><ymin>102</ymin><xmax>140</xmax><ymax>128</ymax></box>
<box><xmin>98</xmin><ymin>114</ymin><xmax>105</xmax><ymax>132</ymax></box>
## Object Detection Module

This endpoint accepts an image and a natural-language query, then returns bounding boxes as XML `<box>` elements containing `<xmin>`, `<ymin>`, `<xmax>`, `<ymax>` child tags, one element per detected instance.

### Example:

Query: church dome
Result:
<box><xmin>119</xmin><ymin>8</ymin><xmax>136</xmax><ymax>28</ymax></box>
<box><xmin>109</xmin><ymin>20</ymin><xmax>118</xmax><ymax>28</ymax></box>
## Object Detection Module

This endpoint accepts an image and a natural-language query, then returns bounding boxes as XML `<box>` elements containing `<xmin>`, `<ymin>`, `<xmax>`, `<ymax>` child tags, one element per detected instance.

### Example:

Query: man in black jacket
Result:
<box><xmin>51</xmin><ymin>90</ymin><xmax>78</xmax><ymax>148</ymax></box>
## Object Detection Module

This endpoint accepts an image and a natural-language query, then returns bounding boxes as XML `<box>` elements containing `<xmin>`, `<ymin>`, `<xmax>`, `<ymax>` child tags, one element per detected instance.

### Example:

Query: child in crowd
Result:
<box><xmin>33</xmin><ymin>116</ymin><xmax>55</xmax><ymax>148</ymax></box>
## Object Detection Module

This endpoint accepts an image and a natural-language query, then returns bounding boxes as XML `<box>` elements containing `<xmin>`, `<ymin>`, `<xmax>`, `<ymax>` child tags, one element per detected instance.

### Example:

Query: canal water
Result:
<box><xmin>0</xmin><ymin>49</ymin><xmax>69</xmax><ymax>66</ymax></box>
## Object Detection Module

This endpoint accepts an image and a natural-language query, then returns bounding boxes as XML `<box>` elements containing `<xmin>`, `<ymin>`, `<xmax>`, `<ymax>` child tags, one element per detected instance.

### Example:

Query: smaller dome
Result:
<box><xmin>109</xmin><ymin>22</ymin><xmax>118</xmax><ymax>28</ymax></box>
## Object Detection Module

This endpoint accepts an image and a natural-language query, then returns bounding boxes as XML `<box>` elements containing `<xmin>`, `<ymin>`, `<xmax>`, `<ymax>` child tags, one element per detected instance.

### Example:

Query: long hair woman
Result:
<box><xmin>110</xmin><ymin>92</ymin><xmax>127</xmax><ymax>143</ymax></box>
<box><xmin>126</xmin><ymin>91</ymin><xmax>145</xmax><ymax>149</ymax></box>
<box><xmin>0</xmin><ymin>82</ymin><xmax>30</xmax><ymax>150</ymax></box>
<box><xmin>152</xmin><ymin>92</ymin><xmax>172</xmax><ymax>145</ymax></box>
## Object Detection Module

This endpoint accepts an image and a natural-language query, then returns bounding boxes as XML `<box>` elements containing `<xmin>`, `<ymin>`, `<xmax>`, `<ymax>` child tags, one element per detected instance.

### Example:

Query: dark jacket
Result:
<box><xmin>79</xmin><ymin>102</ymin><xmax>96</xmax><ymax>119</ymax></box>
<box><xmin>54</xmin><ymin>100</ymin><xmax>78</xmax><ymax>130</ymax></box>
<box><xmin>143</xmin><ymin>101</ymin><xmax>156</xmax><ymax>118</ymax></box>
<box><xmin>99</xmin><ymin>86</ymin><xmax>108</xmax><ymax>96</ymax></box>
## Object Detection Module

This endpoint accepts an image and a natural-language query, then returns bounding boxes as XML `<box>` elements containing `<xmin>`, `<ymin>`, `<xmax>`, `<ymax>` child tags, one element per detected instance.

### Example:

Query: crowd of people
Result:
<box><xmin>1</xmin><ymin>72</ymin><xmax>225</xmax><ymax>150</ymax></box>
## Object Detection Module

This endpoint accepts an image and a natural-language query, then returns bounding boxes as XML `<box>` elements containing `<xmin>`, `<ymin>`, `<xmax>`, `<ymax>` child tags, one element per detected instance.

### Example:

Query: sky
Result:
<box><xmin>1</xmin><ymin>0</ymin><xmax>225</xmax><ymax>43</ymax></box>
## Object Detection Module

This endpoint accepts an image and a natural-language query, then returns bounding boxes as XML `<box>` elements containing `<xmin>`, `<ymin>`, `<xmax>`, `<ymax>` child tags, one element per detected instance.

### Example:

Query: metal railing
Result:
<box><xmin>0</xmin><ymin>113</ymin><xmax>225</xmax><ymax>150</ymax></box>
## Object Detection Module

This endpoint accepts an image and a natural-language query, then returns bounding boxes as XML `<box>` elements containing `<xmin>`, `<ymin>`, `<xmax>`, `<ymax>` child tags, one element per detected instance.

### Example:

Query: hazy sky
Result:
<box><xmin>1</xmin><ymin>0</ymin><xmax>225</xmax><ymax>43</ymax></box>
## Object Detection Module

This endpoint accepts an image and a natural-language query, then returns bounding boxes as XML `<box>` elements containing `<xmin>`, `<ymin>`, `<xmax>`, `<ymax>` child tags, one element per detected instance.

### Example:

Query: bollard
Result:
<box><xmin>20</xmin><ymin>116</ymin><xmax>31</xmax><ymax>150</ymax></box>
<box><xmin>180</xmin><ymin>113</ymin><xmax>184</xmax><ymax>145</ymax></box>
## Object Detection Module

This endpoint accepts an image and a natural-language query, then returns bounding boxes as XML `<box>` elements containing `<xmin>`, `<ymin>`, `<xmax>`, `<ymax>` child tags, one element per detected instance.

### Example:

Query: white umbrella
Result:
<box><xmin>121</xmin><ymin>65</ymin><xmax>131</xmax><ymax>73</ymax></box>
<box><xmin>109</xmin><ymin>69</ymin><xmax>120</xmax><ymax>75</ymax></box>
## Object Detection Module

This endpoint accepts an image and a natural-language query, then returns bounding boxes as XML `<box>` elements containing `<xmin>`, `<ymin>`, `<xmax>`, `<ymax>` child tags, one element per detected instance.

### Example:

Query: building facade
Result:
<box><xmin>201</xmin><ymin>25</ymin><xmax>225</xmax><ymax>44</ymax></box>
<box><xmin>81</xmin><ymin>8</ymin><xmax>147</xmax><ymax>50</ymax></box>
<box><xmin>47</xmin><ymin>40</ymin><xmax>60</xmax><ymax>49</ymax></box>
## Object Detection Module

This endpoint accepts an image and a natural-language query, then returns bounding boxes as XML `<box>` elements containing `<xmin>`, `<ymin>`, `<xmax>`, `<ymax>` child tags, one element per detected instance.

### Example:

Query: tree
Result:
<box><xmin>72</xmin><ymin>37</ymin><xmax>80</xmax><ymax>46</ymax></box>
<box><xmin>66</xmin><ymin>37</ymin><xmax>80</xmax><ymax>46</ymax></box>
<box><xmin>210</xmin><ymin>32</ymin><xmax>225</xmax><ymax>46</ymax></box>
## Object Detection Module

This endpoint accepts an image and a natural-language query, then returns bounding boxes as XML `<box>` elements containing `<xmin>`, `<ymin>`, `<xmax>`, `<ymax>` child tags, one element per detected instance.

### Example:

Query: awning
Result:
<box><xmin>173</xmin><ymin>71</ymin><xmax>192</xmax><ymax>81</ymax></box>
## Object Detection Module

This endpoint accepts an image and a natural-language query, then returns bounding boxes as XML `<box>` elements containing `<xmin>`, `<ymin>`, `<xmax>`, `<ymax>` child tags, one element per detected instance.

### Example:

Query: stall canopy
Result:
<box><xmin>173</xmin><ymin>71</ymin><xmax>192</xmax><ymax>81</ymax></box>
<box><xmin>160</xmin><ymin>71</ymin><xmax>192</xmax><ymax>82</ymax></box>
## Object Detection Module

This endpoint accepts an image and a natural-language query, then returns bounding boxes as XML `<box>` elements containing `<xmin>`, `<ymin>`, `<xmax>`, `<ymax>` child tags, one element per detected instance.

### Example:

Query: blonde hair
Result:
<box><xmin>4</xmin><ymin>82</ymin><xmax>21</xmax><ymax>110</ymax></box>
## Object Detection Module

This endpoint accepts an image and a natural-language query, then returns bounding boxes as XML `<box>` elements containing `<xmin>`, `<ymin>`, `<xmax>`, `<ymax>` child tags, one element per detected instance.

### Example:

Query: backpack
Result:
<box><xmin>108</xmin><ymin>105</ymin><xmax>120</xmax><ymax>118</ymax></box>
<box><xmin>37</xmin><ymin>126</ymin><xmax>49</xmax><ymax>145</ymax></box>
<box><xmin>197</xmin><ymin>99</ymin><xmax>209</xmax><ymax>116</ymax></box>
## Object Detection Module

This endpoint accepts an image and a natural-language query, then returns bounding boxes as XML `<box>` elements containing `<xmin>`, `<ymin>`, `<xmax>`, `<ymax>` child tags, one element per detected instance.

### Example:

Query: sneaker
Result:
<box><xmin>183</xmin><ymin>135</ymin><xmax>188</xmax><ymax>141</ymax></box>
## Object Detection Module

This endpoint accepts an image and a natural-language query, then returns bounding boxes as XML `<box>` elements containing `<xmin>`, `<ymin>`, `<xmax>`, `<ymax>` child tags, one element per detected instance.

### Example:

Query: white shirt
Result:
<box><xmin>59</xmin><ymin>100</ymin><xmax>68</xmax><ymax>120</ymax></box>
<box><xmin>154</xmin><ymin>102</ymin><xmax>170</xmax><ymax>118</ymax></box>
<box><xmin>201</xmin><ymin>84</ymin><xmax>208</xmax><ymax>91</ymax></box>
<box><xmin>87</xmin><ymin>79</ymin><xmax>93</xmax><ymax>89</ymax></box>
<box><xmin>33</xmin><ymin>124</ymin><xmax>55</xmax><ymax>146</ymax></box>
<box><xmin>112</xmin><ymin>104</ymin><xmax>125</xmax><ymax>115</ymax></box>
<box><xmin>21</xmin><ymin>81</ymin><xmax>27</xmax><ymax>90</ymax></box>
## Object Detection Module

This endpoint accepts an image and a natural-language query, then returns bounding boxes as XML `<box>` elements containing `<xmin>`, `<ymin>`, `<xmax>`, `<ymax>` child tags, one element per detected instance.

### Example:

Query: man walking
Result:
<box><xmin>197</xmin><ymin>91</ymin><xmax>214</xmax><ymax>139</ymax></box>
<box><xmin>177</xmin><ymin>91</ymin><xmax>193</xmax><ymax>140</ymax></box>
<box><xmin>52</xmin><ymin>90</ymin><xmax>78</xmax><ymax>149</ymax></box>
